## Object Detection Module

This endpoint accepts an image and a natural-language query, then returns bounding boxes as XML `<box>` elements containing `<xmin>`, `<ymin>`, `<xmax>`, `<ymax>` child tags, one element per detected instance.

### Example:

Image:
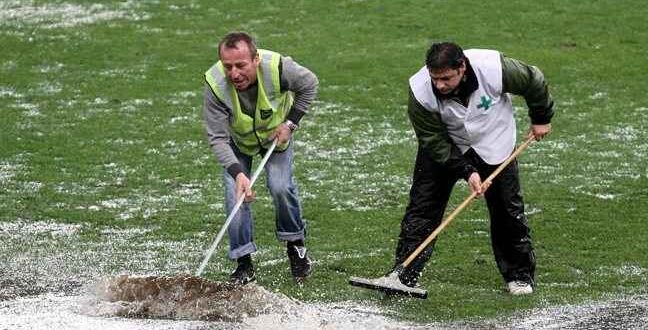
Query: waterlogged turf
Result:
<box><xmin>1</xmin><ymin>0</ymin><xmax>648</xmax><ymax>328</ymax></box>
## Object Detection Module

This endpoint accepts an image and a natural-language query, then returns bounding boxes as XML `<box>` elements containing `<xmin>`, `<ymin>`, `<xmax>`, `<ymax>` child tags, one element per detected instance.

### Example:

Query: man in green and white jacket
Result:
<box><xmin>393</xmin><ymin>42</ymin><xmax>554</xmax><ymax>295</ymax></box>
<box><xmin>203</xmin><ymin>31</ymin><xmax>318</xmax><ymax>285</ymax></box>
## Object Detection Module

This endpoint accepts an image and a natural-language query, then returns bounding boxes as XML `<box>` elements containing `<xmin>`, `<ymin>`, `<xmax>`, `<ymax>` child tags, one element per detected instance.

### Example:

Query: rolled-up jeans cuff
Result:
<box><xmin>228</xmin><ymin>242</ymin><xmax>257</xmax><ymax>260</ymax></box>
<box><xmin>277</xmin><ymin>229</ymin><xmax>305</xmax><ymax>242</ymax></box>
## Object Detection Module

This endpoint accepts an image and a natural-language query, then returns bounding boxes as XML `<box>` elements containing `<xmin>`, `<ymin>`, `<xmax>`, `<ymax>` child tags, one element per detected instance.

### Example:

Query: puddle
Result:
<box><xmin>0</xmin><ymin>284</ymin><xmax>422</xmax><ymax>330</ymax></box>
<box><xmin>498</xmin><ymin>294</ymin><xmax>648</xmax><ymax>329</ymax></box>
<box><xmin>0</xmin><ymin>293</ymin><xmax>209</xmax><ymax>330</ymax></box>
<box><xmin>3</xmin><ymin>277</ymin><xmax>648</xmax><ymax>330</ymax></box>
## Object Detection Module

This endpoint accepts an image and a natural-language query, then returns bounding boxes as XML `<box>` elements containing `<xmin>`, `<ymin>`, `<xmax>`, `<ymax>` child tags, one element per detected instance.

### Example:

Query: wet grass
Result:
<box><xmin>1</xmin><ymin>0</ymin><xmax>648</xmax><ymax>325</ymax></box>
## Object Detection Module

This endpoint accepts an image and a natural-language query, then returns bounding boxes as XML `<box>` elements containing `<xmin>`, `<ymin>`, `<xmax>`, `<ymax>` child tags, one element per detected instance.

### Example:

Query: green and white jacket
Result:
<box><xmin>408</xmin><ymin>49</ymin><xmax>554</xmax><ymax>177</ymax></box>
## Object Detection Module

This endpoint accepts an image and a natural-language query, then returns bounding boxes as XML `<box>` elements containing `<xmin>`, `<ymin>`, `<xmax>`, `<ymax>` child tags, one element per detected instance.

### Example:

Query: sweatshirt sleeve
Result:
<box><xmin>407</xmin><ymin>89</ymin><xmax>476</xmax><ymax>180</ymax></box>
<box><xmin>279</xmin><ymin>56</ymin><xmax>319</xmax><ymax>125</ymax></box>
<box><xmin>501</xmin><ymin>54</ymin><xmax>555</xmax><ymax>125</ymax></box>
<box><xmin>203</xmin><ymin>84</ymin><xmax>244</xmax><ymax>178</ymax></box>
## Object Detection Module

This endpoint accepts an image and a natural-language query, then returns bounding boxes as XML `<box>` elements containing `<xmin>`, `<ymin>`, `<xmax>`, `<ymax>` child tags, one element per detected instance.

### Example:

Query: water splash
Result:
<box><xmin>87</xmin><ymin>274</ymin><xmax>298</xmax><ymax>322</ymax></box>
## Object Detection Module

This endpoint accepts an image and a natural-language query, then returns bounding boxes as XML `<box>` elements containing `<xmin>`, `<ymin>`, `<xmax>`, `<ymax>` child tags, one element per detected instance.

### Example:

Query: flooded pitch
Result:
<box><xmin>0</xmin><ymin>275</ymin><xmax>421</xmax><ymax>329</ymax></box>
<box><xmin>2</xmin><ymin>272</ymin><xmax>647</xmax><ymax>329</ymax></box>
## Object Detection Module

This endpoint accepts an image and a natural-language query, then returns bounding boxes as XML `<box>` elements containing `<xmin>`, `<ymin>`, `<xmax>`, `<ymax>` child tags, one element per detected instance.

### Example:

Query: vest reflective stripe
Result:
<box><xmin>409</xmin><ymin>49</ymin><xmax>515</xmax><ymax>165</ymax></box>
<box><xmin>205</xmin><ymin>49</ymin><xmax>292</xmax><ymax>155</ymax></box>
<box><xmin>259</xmin><ymin>51</ymin><xmax>282</xmax><ymax>109</ymax></box>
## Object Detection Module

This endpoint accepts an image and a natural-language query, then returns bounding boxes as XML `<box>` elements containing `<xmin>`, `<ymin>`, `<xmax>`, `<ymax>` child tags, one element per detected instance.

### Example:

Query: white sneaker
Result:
<box><xmin>507</xmin><ymin>281</ymin><xmax>533</xmax><ymax>295</ymax></box>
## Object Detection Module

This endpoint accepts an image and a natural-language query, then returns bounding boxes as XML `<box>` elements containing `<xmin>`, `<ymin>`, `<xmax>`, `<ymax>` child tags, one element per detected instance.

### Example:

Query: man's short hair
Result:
<box><xmin>218</xmin><ymin>31</ymin><xmax>257</xmax><ymax>59</ymax></box>
<box><xmin>425</xmin><ymin>42</ymin><xmax>466</xmax><ymax>71</ymax></box>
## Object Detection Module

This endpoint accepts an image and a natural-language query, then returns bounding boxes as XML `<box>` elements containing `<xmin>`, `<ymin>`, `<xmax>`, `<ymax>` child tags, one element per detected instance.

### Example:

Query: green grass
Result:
<box><xmin>1</xmin><ymin>0</ymin><xmax>648</xmax><ymax>324</ymax></box>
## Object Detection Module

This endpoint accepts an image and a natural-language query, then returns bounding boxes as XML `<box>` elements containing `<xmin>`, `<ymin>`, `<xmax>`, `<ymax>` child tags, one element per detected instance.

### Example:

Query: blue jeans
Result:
<box><xmin>223</xmin><ymin>142</ymin><xmax>305</xmax><ymax>259</ymax></box>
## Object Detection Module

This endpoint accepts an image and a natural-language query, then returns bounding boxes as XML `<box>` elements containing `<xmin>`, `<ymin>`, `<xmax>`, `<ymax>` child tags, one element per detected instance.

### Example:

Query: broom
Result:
<box><xmin>349</xmin><ymin>136</ymin><xmax>535</xmax><ymax>299</ymax></box>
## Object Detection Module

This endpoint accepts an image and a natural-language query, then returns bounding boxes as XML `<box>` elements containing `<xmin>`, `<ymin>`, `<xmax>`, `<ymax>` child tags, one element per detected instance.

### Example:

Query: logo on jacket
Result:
<box><xmin>260</xmin><ymin>108</ymin><xmax>273</xmax><ymax>120</ymax></box>
<box><xmin>477</xmin><ymin>96</ymin><xmax>492</xmax><ymax>111</ymax></box>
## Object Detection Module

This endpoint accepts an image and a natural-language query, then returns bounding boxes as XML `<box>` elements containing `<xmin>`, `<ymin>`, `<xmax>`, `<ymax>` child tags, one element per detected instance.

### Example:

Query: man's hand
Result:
<box><xmin>467</xmin><ymin>172</ymin><xmax>490</xmax><ymax>197</ymax></box>
<box><xmin>235</xmin><ymin>172</ymin><xmax>256</xmax><ymax>202</ymax></box>
<box><xmin>269</xmin><ymin>123</ymin><xmax>292</xmax><ymax>145</ymax></box>
<box><xmin>528</xmin><ymin>123</ymin><xmax>551</xmax><ymax>141</ymax></box>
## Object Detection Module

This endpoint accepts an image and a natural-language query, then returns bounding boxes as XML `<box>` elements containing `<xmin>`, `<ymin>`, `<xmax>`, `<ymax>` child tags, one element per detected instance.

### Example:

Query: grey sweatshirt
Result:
<box><xmin>203</xmin><ymin>55</ymin><xmax>319</xmax><ymax>177</ymax></box>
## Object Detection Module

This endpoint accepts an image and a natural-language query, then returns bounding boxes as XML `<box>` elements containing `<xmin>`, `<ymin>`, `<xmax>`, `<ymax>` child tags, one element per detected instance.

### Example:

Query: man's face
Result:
<box><xmin>429</xmin><ymin>62</ymin><xmax>466</xmax><ymax>95</ymax></box>
<box><xmin>219</xmin><ymin>41</ymin><xmax>260</xmax><ymax>91</ymax></box>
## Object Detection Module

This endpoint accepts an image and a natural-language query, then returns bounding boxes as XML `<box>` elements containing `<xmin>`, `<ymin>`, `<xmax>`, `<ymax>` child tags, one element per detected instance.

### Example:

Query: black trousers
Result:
<box><xmin>395</xmin><ymin>146</ymin><xmax>535</xmax><ymax>286</ymax></box>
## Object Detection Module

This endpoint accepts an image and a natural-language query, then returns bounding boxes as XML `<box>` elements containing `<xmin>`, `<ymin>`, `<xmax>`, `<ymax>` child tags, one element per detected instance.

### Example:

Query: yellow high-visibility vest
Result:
<box><xmin>205</xmin><ymin>49</ymin><xmax>293</xmax><ymax>155</ymax></box>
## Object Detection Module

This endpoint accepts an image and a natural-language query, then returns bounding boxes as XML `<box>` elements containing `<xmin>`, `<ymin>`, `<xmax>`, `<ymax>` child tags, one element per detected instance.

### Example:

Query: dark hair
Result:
<box><xmin>425</xmin><ymin>42</ymin><xmax>466</xmax><ymax>71</ymax></box>
<box><xmin>218</xmin><ymin>31</ymin><xmax>257</xmax><ymax>59</ymax></box>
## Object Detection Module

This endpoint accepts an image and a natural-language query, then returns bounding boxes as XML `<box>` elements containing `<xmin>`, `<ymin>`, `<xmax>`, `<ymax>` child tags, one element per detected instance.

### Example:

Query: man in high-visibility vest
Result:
<box><xmin>203</xmin><ymin>31</ymin><xmax>318</xmax><ymax>285</ymax></box>
<box><xmin>392</xmin><ymin>42</ymin><xmax>553</xmax><ymax>295</ymax></box>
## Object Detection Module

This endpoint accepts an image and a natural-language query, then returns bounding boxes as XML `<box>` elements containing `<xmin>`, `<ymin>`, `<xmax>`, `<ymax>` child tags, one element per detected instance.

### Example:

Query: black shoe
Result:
<box><xmin>287</xmin><ymin>245</ymin><xmax>312</xmax><ymax>280</ymax></box>
<box><xmin>387</xmin><ymin>264</ymin><xmax>420</xmax><ymax>288</ymax></box>
<box><xmin>398</xmin><ymin>269</ymin><xmax>420</xmax><ymax>288</ymax></box>
<box><xmin>229</xmin><ymin>255</ymin><xmax>255</xmax><ymax>286</ymax></box>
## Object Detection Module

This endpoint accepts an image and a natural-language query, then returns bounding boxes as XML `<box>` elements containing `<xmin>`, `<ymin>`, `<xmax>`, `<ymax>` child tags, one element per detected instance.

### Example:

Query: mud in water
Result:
<box><xmin>89</xmin><ymin>274</ymin><xmax>298</xmax><ymax>322</ymax></box>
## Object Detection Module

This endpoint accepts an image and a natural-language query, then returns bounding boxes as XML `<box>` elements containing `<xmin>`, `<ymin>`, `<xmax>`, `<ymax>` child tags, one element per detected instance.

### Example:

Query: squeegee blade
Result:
<box><xmin>349</xmin><ymin>274</ymin><xmax>428</xmax><ymax>299</ymax></box>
